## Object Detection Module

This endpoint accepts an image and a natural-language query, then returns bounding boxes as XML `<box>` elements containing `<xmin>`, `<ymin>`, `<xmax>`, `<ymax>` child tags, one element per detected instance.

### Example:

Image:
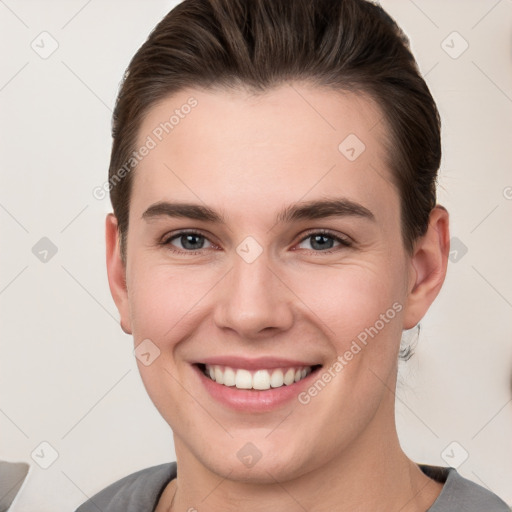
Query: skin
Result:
<box><xmin>106</xmin><ymin>84</ymin><xmax>450</xmax><ymax>511</ymax></box>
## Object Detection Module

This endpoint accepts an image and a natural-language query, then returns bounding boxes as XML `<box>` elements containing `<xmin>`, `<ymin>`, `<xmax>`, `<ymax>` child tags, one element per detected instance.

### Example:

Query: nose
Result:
<box><xmin>213</xmin><ymin>248</ymin><xmax>294</xmax><ymax>339</ymax></box>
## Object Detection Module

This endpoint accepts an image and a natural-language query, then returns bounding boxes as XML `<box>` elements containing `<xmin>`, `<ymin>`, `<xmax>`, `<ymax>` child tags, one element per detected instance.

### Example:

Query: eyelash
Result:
<box><xmin>160</xmin><ymin>229</ymin><xmax>353</xmax><ymax>256</ymax></box>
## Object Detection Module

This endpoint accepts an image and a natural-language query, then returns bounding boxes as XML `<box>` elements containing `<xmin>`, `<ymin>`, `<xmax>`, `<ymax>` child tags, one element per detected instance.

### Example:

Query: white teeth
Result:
<box><xmin>235</xmin><ymin>369</ymin><xmax>252</xmax><ymax>389</ymax></box>
<box><xmin>284</xmin><ymin>368</ymin><xmax>295</xmax><ymax>385</ymax></box>
<box><xmin>253</xmin><ymin>370</ymin><xmax>271</xmax><ymax>390</ymax></box>
<box><xmin>204</xmin><ymin>365</ymin><xmax>313</xmax><ymax>390</ymax></box>
<box><xmin>214</xmin><ymin>366</ymin><xmax>224</xmax><ymax>385</ymax></box>
<box><xmin>223</xmin><ymin>367</ymin><xmax>236</xmax><ymax>387</ymax></box>
<box><xmin>270</xmin><ymin>369</ymin><xmax>284</xmax><ymax>388</ymax></box>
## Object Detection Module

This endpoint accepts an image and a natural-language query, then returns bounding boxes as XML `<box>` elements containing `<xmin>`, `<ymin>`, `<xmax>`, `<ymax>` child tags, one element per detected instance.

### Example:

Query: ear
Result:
<box><xmin>105</xmin><ymin>214</ymin><xmax>132</xmax><ymax>334</ymax></box>
<box><xmin>402</xmin><ymin>206</ymin><xmax>450</xmax><ymax>330</ymax></box>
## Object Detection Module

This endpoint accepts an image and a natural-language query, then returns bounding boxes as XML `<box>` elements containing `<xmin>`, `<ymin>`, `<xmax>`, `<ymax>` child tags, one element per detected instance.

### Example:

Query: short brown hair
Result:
<box><xmin>108</xmin><ymin>0</ymin><xmax>441</xmax><ymax>260</ymax></box>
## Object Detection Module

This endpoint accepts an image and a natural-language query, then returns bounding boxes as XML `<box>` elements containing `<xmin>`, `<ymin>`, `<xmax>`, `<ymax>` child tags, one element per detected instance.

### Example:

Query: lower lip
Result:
<box><xmin>193</xmin><ymin>365</ymin><xmax>320</xmax><ymax>412</ymax></box>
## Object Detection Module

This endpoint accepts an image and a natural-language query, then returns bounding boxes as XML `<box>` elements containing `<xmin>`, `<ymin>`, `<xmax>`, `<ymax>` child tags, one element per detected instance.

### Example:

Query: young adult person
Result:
<box><xmin>76</xmin><ymin>0</ymin><xmax>510</xmax><ymax>510</ymax></box>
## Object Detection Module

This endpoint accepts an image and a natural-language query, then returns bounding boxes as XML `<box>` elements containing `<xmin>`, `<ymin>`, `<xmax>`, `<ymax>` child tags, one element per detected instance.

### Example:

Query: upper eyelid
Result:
<box><xmin>296</xmin><ymin>230</ymin><xmax>353</xmax><ymax>249</ymax></box>
<box><xmin>161</xmin><ymin>229</ymin><xmax>216</xmax><ymax>245</ymax></box>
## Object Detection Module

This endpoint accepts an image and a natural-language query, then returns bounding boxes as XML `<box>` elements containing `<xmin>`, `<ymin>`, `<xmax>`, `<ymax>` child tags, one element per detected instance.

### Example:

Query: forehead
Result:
<box><xmin>131</xmin><ymin>84</ymin><xmax>397</xmax><ymax>224</ymax></box>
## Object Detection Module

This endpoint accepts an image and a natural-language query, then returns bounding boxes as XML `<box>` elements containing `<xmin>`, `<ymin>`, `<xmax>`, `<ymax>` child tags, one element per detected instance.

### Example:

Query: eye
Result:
<box><xmin>161</xmin><ymin>231</ymin><xmax>214</xmax><ymax>254</ymax></box>
<box><xmin>160</xmin><ymin>229</ymin><xmax>352</xmax><ymax>255</ymax></box>
<box><xmin>295</xmin><ymin>230</ymin><xmax>352</xmax><ymax>253</ymax></box>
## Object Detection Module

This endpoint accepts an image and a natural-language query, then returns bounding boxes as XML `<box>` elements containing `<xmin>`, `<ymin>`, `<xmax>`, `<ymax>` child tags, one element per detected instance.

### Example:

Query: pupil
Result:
<box><xmin>311</xmin><ymin>235</ymin><xmax>333</xmax><ymax>250</ymax></box>
<box><xmin>182</xmin><ymin>234</ymin><xmax>203</xmax><ymax>250</ymax></box>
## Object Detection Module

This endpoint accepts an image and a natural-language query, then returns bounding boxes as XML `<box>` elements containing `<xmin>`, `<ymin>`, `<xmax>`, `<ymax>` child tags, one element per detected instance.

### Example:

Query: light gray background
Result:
<box><xmin>1</xmin><ymin>1</ymin><xmax>511</xmax><ymax>510</ymax></box>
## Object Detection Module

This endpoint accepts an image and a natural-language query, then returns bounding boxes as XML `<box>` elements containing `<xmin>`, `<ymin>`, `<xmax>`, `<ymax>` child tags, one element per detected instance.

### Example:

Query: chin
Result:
<box><xmin>191</xmin><ymin>435</ymin><xmax>314</xmax><ymax>484</ymax></box>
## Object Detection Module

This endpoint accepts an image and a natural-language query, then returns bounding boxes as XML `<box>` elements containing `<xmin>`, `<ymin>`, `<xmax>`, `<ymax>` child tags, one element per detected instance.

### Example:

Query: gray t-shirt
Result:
<box><xmin>75</xmin><ymin>462</ymin><xmax>510</xmax><ymax>511</ymax></box>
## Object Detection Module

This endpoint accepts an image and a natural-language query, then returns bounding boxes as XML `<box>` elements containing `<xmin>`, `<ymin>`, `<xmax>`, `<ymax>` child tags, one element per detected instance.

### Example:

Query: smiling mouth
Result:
<box><xmin>197</xmin><ymin>363</ymin><xmax>322</xmax><ymax>390</ymax></box>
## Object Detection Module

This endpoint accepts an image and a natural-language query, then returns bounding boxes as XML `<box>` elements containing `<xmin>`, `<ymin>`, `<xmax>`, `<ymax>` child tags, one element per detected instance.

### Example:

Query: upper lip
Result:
<box><xmin>195</xmin><ymin>356</ymin><xmax>322</xmax><ymax>370</ymax></box>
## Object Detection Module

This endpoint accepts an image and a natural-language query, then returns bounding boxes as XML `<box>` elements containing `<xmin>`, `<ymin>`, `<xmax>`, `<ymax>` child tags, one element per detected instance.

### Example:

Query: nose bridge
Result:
<box><xmin>213</xmin><ymin>242</ymin><xmax>294</xmax><ymax>336</ymax></box>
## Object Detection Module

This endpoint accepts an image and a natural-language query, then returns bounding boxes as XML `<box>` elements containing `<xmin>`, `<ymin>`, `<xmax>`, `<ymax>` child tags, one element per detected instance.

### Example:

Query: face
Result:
<box><xmin>107</xmin><ymin>84</ymin><xmax>444</xmax><ymax>483</ymax></box>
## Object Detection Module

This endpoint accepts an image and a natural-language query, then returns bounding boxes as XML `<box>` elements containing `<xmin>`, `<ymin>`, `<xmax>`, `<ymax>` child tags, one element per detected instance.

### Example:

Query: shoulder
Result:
<box><xmin>419</xmin><ymin>464</ymin><xmax>510</xmax><ymax>512</ymax></box>
<box><xmin>74</xmin><ymin>462</ymin><xmax>177</xmax><ymax>512</ymax></box>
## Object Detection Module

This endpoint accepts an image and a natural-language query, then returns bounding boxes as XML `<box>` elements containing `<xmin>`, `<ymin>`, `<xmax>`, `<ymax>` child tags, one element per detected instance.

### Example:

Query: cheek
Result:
<box><xmin>287</xmin><ymin>258</ymin><xmax>407</xmax><ymax>344</ymax></box>
<box><xmin>126</xmin><ymin>263</ymin><xmax>210</xmax><ymax>422</ymax></box>
<box><xmin>127</xmin><ymin>261</ymin><xmax>209</xmax><ymax>342</ymax></box>
<box><xmin>127</xmin><ymin>251</ymin><xmax>408</xmax><ymax>356</ymax></box>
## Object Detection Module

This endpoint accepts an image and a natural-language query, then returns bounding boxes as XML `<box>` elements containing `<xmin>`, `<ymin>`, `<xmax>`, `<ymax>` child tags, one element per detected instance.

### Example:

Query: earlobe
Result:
<box><xmin>105</xmin><ymin>214</ymin><xmax>132</xmax><ymax>335</ymax></box>
<box><xmin>403</xmin><ymin>206</ymin><xmax>450</xmax><ymax>330</ymax></box>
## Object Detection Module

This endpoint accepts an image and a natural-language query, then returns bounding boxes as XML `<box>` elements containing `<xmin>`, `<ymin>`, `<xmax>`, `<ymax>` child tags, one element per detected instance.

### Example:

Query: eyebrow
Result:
<box><xmin>141</xmin><ymin>198</ymin><xmax>375</xmax><ymax>224</ymax></box>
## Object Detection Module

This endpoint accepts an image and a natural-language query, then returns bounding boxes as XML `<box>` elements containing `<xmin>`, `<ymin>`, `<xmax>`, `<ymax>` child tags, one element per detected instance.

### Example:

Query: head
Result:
<box><xmin>106</xmin><ymin>0</ymin><xmax>449</xmax><ymax>483</ymax></box>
